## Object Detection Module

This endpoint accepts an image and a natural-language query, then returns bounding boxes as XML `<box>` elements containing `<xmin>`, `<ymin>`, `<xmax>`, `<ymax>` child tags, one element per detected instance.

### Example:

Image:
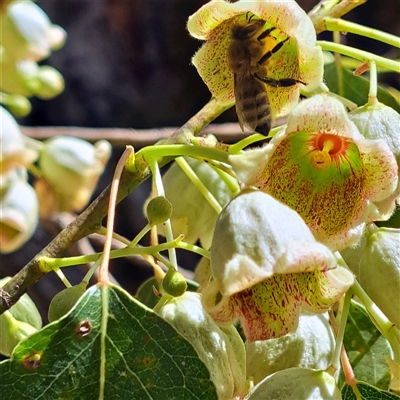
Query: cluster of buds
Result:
<box><xmin>0</xmin><ymin>3</ymin><xmax>111</xmax><ymax>253</ymax></box>
<box><xmin>0</xmin><ymin>106</ymin><xmax>39</xmax><ymax>253</ymax></box>
<box><xmin>0</xmin><ymin>0</ymin><xmax>66</xmax><ymax>115</ymax></box>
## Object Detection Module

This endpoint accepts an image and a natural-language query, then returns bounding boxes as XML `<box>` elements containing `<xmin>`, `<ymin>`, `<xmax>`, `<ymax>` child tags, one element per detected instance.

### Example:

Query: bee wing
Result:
<box><xmin>234</xmin><ymin>63</ymin><xmax>264</xmax><ymax>133</ymax></box>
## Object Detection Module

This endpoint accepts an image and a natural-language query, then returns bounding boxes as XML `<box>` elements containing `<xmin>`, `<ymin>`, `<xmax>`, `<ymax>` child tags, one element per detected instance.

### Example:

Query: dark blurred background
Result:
<box><xmin>1</xmin><ymin>0</ymin><xmax>399</xmax><ymax>320</ymax></box>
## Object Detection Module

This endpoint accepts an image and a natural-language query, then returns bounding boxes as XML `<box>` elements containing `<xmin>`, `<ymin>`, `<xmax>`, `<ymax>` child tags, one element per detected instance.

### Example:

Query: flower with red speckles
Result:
<box><xmin>230</xmin><ymin>95</ymin><xmax>398</xmax><ymax>251</ymax></box>
<box><xmin>202</xmin><ymin>189</ymin><xmax>353</xmax><ymax>342</ymax></box>
<box><xmin>187</xmin><ymin>0</ymin><xmax>324</xmax><ymax>119</ymax></box>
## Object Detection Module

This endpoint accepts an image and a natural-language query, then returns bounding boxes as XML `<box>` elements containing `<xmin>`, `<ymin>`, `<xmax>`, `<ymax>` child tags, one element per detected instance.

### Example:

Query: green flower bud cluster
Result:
<box><xmin>0</xmin><ymin>277</ymin><xmax>42</xmax><ymax>356</ymax></box>
<box><xmin>0</xmin><ymin>0</ymin><xmax>66</xmax><ymax>114</ymax></box>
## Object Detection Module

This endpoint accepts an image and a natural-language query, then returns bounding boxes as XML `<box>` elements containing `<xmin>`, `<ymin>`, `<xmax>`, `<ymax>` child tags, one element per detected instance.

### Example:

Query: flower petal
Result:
<box><xmin>300</xmin><ymin>268</ymin><xmax>354</xmax><ymax>312</ymax></box>
<box><xmin>210</xmin><ymin>190</ymin><xmax>336</xmax><ymax>296</ymax></box>
<box><xmin>359</xmin><ymin>139</ymin><xmax>398</xmax><ymax>203</ymax></box>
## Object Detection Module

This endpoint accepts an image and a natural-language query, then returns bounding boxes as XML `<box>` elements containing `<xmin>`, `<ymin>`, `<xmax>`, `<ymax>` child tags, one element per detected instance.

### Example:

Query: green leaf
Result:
<box><xmin>342</xmin><ymin>382</ymin><xmax>400</xmax><ymax>399</ymax></box>
<box><xmin>324</xmin><ymin>63</ymin><xmax>400</xmax><ymax>113</ymax></box>
<box><xmin>340</xmin><ymin>301</ymin><xmax>392</xmax><ymax>390</ymax></box>
<box><xmin>0</xmin><ymin>284</ymin><xmax>217</xmax><ymax>400</ymax></box>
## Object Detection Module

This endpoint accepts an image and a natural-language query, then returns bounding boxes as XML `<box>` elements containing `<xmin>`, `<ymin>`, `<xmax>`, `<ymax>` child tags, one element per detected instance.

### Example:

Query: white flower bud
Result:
<box><xmin>0</xmin><ymin>59</ymin><xmax>40</xmax><ymax>97</ymax></box>
<box><xmin>0</xmin><ymin>178</ymin><xmax>39</xmax><ymax>253</ymax></box>
<box><xmin>349</xmin><ymin>102</ymin><xmax>400</xmax><ymax>218</ymax></box>
<box><xmin>0</xmin><ymin>106</ymin><xmax>38</xmax><ymax>175</ymax></box>
<box><xmin>244</xmin><ymin>368</ymin><xmax>341</xmax><ymax>400</ymax></box>
<box><xmin>157</xmin><ymin>291</ymin><xmax>246</xmax><ymax>399</ymax></box>
<box><xmin>33</xmin><ymin>65</ymin><xmax>64</xmax><ymax>100</ymax></box>
<box><xmin>39</xmin><ymin>137</ymin><xmax>111</xmax><ymax>211</ymax></box>
<box><xmin>246</xmin><ymin>312</ymin><xmax>335</xmax><ymax>384</ymax></box>
<box><xmin>0</xmin><ymin>0</ymin><xmax>66</xmax><ymax>61</ymax></box>
<box><xmin>358</xmin><ymin>227</ymin><xmax>400</xmax><ymax>327</ymax></box>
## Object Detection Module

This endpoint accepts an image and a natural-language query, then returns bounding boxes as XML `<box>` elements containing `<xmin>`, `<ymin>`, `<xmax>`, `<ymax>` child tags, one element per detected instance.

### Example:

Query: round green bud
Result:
<box><xmin>34</xmin><ymin>66</ymin><xmax>64</xmax><ymax>100</ymax></box>
<box><xmin>48</xmin><ymin>282</ymin><xmax>87</xmax><ymax>322</ymax></box>
<box><xmin>162</xmin><ymin>269</ymin><xmax>187</xmax><ymax>298</ymax></box>
<box><xmin>5</xmin><ymin>94</ymin><xmax>31</xmax><ymax>117</ymax></box>
<box><xmin>146</xmin><ymin>196</ymin><xmax>172</xmax><ymax>226</ymax></box>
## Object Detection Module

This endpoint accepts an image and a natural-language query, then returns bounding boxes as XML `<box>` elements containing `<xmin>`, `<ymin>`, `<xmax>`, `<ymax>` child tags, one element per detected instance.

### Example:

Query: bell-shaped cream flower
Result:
<box><xmin>202</xmin><ymin>189</ymin><xmax>353</xmax><ymax>342</ymax></box>
<box><xmin>349</xmin><ymin>102</ymin><xmax>400</xmax><ymax>219</ymax></box>
<box><xmin>0</xmin><ymin>106</ymin><xmax>38</xmax><ymax>177</ymax></box>
<box><xmin>187</xmin><ymin>0</ymin><xmax>323</xmax><ymax>118</ymax></box>
<box><xmin>230</xmin><ymin>95</ymin><xmax>398</xmax><ymax>250</ymax></box>
<box><xmin>39</xmin><ymin>136</ymin><xmax>111</xmax><ymax>212</ymax></box>
<box><xmin>0</xmin><ymin>177</ymin><xmax>39</xmax><ymax>253</ymax></box>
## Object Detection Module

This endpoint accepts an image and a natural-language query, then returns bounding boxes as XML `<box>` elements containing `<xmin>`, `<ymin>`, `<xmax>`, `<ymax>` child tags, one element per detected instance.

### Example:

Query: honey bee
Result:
<box><xmin>227</xmin><ymin>13</ymin><xmax>304</xmax><ymax>135</ymax></box>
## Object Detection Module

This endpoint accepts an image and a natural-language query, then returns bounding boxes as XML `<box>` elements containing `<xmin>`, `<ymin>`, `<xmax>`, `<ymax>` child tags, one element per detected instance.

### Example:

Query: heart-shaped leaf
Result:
<box><xmin>0</xmin><ymin>284</ymin><xmax>217</xmax><ymax>400</ymax></box>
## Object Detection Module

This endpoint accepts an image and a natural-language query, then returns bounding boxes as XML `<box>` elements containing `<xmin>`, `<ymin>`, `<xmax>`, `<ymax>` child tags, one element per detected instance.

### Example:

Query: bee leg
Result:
<box><xmin>256</xmin><ymin>27</ymin><xmax>276</xmax><ymax>42</ymax></box>
<box><xmin>254</xmin><ymin>74</ymin><xmax>305</xmax><ymax>87</ymax></box>
<box><xmin>258</xmin><ymin>36</ymin><xmax>290</xmax><ymax>65</ymax></box>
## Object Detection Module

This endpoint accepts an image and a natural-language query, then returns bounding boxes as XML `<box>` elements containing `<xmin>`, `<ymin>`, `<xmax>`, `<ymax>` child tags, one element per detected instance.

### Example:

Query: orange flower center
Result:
<box><xmin>309</xmin><ymin>133</ymin><xmax>347</xmax><ymax>170</ymax></box>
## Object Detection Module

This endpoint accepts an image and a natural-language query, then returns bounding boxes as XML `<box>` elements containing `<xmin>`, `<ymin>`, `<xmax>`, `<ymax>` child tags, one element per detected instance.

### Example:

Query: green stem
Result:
<box><xmin>317</xmin><ymin>41</ymin><xmax>400</xmax><ymax>72</ymax></box>
<box><xmin>82</xmin><ymin>257</ymin><xmax>102</xmax><ymax>284</ymax></box>
<box><xmin>176</xmin><ymin>241</ymin><xmax>210</xmax><ymax>259</ymax></box>
<box><xmin>368</xmin><ymin>60</ymin><xmax>378</xmax><ymax>104</ymax></box>
<box><xmin>41</xmin><ymin>238</ymin><xmax>185</xmax><ymax>270</ymax></box>
<box><xmin>175</xmin><ymin>157</ymin><xmax>222</xmax><ymax>214</ymax></box>
<box><xmin>153</xmin><ymin>253</ymin><xmax>175</xmax><ymax>271</ymax></box>
<box><xmin>209</xmin><ymin>163</ymin><xmax>240</xmax><ymax>195</ymax></box>
<box><xmin>331</xmin><ymin>290</ymin><xmax>352</xmax><ymax>374</ymax></box>
<box><xmin>53</xmin><ymin>267</ymin><xmax>72</xmax><ymax>288</ymax></box>
<box><xmin>137</xmin><ymin>144</ymin><xmax>229</xmax><ymax>164</ymax></box>
<box><xmin>333</xmin><ymin>31</ymin><xmax>344</xmax><ymax>97</ymax></box>
<box><xmin>228</xmin><ymin>133</ymin><xmax>269</xmax><ymax>154</ymax></box>
<box><xmin>336</xmin><ymin>252</ymin><xmax>400</xmax><ymax>362</ymax></box>
<box><xmin>129</xmin><ymin>224</ymin><xmax>152</xmax><ymax>248</ymax></box>
<box><xmin>324</xmin><ymin>17</ymin><xmax>400</xmax><ymax>48</ymax></box>
<box><xmin>350</xmin><ymin>280</ymin><xmax>400</xmax><ymax>362</ymax></box>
